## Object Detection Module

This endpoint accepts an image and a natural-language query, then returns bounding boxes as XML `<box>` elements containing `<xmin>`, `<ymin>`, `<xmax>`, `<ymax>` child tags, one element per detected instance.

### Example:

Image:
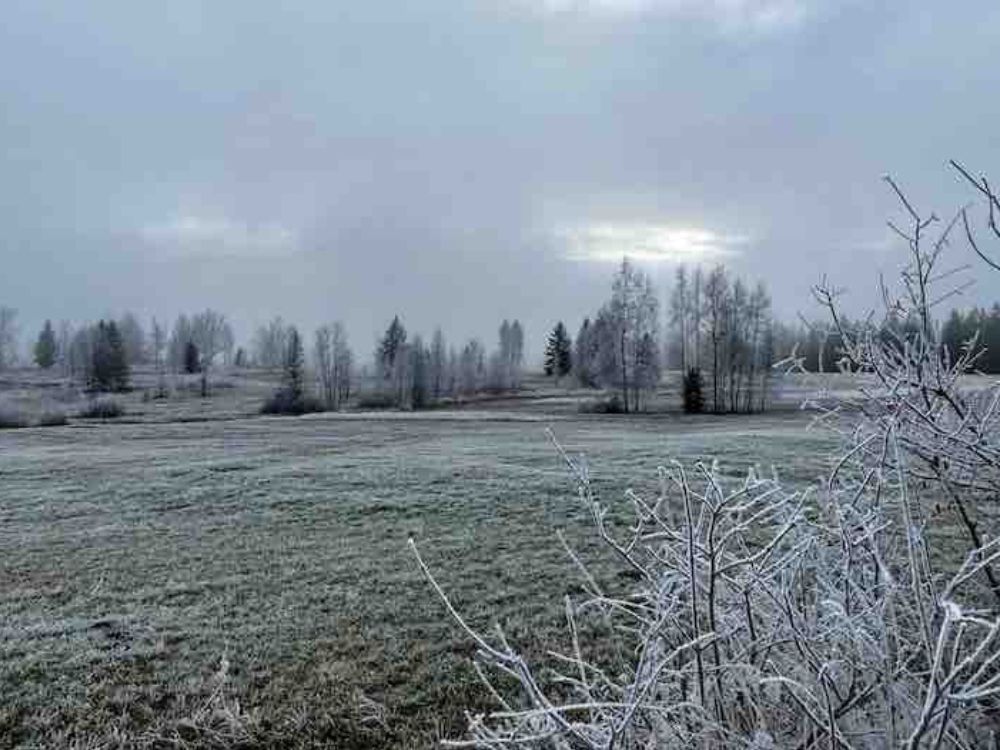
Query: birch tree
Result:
<box><xmin>190</xmin><ymin>309</ymin><xmax>231</xmax><ymax>397</ymax></box>
<box><xmin>0</xmin><ymin>307</ymin><xmax>18</xmax><ymax>370</ymax></box>
<box><xmin>315</xmin><ymin>321</ymin><xmax>353</xmax><ymax>410</ymax></box>
<box><xmin>253</xmin><ymin>317</ymin><xmax>290</xmax><ymax>369</ymax></box>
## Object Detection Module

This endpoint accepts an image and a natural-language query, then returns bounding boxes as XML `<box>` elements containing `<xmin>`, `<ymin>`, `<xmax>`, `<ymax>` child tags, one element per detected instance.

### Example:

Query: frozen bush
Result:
<box><xmin>78</xmin><ymin>398</ymin><xmax>125</xmax><ymax>419</ymax></box>
<box><xmin>416</xmin><ymin>169</ymin><xmax>1000</xmax><ymax>748</ymax></box>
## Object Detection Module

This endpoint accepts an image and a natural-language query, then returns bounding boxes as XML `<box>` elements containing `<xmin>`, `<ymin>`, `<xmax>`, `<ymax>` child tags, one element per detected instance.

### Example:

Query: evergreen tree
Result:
<box><xmin>89</xmin><ymin>321</ymin><xmax>112</xmax><ymax>391</ymax></box>
<box><xmin>284</xmin><ymin>326</ymin><xmax>305</xmax><ymax>403</ymax></box>
<box><xmin>106</xmin><ymin>321</ymin><xmax>130</xmax><ymax>392</ymax></box>
<box><xmin>410</xmin><ymin>335</ymin><xmax>429</xmax><ymax>409</ymax></box>
<box><xmin>574</xmin><ymin>318</ymin><xmax>599</xmax><ymax>387</ymax></box>
<box><xmin>87</xmin><ymin>320</ymin><xmax>130</xmax><ymax>392</ymax></box>
<box><xmin>34</xmin><ymin>320</ymin><xmax>57</xmax><ymax>369</ymax></box>
<box><xmin>184</xmin><ymin>341</ymin><xmax>200</xmax><ymax>374</ymax></box>
<box><xmin>378</xmin><ymin>315</ymin><xmax>407</xmax><ymax>379</ymax></box>
<box><xmin>430</xmin><ymin>328</ymin><xmax>447</xmax><ymax>399</ymax></box>
<box><xmin>544</xmin><ymin>322</ymin><xmax>572</xmax><ymax>379</ymax></box>
<box><xmin>262</xmin><ymin>325</ymin><xmax>322</xmax><ymax>415</ymax></box>
<box><xmin>683</xmin><ymin>367</ymin><xmax>705</xmax><ymax>414</ymax></box>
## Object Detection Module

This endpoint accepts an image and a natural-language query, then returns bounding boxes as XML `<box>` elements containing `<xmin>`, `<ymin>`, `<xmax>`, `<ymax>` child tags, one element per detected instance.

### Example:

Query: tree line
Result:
<box><xmin>1</xmin><ymin>303</ymin><xmax>528</xmax><ymax>414</ymax></box>
<box><xmin>11</xmin><ymin>267</ymin><xmax>1000</xmax><ymax>412</ymax></box>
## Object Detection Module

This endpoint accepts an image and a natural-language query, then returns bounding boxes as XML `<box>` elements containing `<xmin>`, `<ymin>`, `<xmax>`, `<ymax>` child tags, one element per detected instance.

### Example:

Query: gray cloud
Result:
<box><xmin>1</xmin><ymin>0</ymin><xmax>998</xmax><ymax>356</ymax></box>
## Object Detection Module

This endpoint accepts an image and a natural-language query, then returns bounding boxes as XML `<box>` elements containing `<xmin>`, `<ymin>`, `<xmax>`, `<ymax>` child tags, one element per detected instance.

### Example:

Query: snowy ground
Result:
<box><xmin>0</xmin><ymin>369</ymin><xmax>872</xmax><ymax>746</ymax></box>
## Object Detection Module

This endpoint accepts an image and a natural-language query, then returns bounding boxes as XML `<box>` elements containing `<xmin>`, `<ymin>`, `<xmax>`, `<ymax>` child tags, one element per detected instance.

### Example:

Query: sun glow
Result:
<box><xmin>562</xmin><ymin>223</ymin><xmax>745</xmax><ymax>263</ymax></box>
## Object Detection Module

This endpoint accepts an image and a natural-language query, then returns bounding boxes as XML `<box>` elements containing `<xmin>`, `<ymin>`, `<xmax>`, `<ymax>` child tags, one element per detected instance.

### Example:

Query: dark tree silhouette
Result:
<box><xmin>34</xmin><ymin>320</ymin><xmax>57</xmax><ymax>369</ymax></box>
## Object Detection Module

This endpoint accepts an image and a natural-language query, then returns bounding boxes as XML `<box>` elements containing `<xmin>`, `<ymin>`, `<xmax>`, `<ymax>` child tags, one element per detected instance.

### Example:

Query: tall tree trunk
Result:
<box><xmin>712</xmin><ymin>332</ymin><xmax>719</xmax><ymax>414</ymax></box>
<box><xmin>620</xmin><ymin>330</ymin><xmax>629</xmax><ymax>414</ymax></box>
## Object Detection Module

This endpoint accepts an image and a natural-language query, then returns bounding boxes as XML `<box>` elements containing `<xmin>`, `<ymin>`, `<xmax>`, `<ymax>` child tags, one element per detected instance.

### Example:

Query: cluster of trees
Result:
<box><xmin>314</xmin><ymin>322</ymin><xmax>353</xmax><ymax>410</ymax></box>
<box><xmin>941</xmin><ymin>305</ymin><xmax>1000</xmax><ymax>372</ymax></box>
<box><xmin>669</xmin><ymin>264</ymin><xmax>774</xmax><ymax>413</ymax></box>
<box><xmin>0</xmin><ymin>307</ymin><xmax>18</xmax><ymax>370</ymax></box>
<box><xmin>779</xmin><ymin>305</ymin><xmax>1000</xmax><ymax>375</ymax></box>
<box><xmin>14</xmin><ymin>310</ymin><xmax>238</xmax><ymax>396</ymax></box>
<box><xmin>371</xmin><ymin>316</ymin><xmax>525</xmax><ymax>409</ymax></box>
<box><xmin>252</xmin><ymin>317</ymin><xmax>291</xmax><ymax>369</ymax></box>
<box><xmin>61</xmin><ymin>320</ymin><xmax>132</xmax><ymax>392</ymax></box>
<box><xmin>18</xmin><ymin>269</ymin><xmax>999</xmax><ymax>415</ymax></box>
<box><xmin>542</xmin><ymin>261</ymin><xmax>661</xmax><ymax>410</ymax></box>
<box><xmin>572</xmin><ymin>259</ymin><xmax>661</xmax><ymax>413</ymax></box>
<box><xmin>540</xmin><ymin>259</ymin><xmax>773</xmax><ymax>414</ymax></box>
<box><xmin>248</xmin><ymin>316</ymin><xmax>355</xmax><ymax>412</ymax></box>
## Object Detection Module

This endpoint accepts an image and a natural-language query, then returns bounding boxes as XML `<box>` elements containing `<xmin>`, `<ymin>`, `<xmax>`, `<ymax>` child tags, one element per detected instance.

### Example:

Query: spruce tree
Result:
<box><xmin>34</xmin><ymin>320</ymin><xmax>57</xmax><ymax>369</ymax></box>
<box><xmin>89</xmin><ymin>321</ymin><xmax>112</xmax><ymax>391</ymax></box>
<box><xmin>544</xmin><ymin>322</ymin><xmax>572</xmax><ymax>379</ymax></box>
<box><xmin>378</xmin><ymin>316</ymin><xmax>407</xmax><ymax>379</ymax></box>
<box><xmin>284</xmin><ymin>326</ymin><xmax>305</xmax><ymax>404</ymax></box>
<box><xmin>106</xmin><ymin>321</ymin><xmax>130</xmax><ymax>391</ymax></box>
<box><xmin>86</xmin><ymin>320</ymin><xmax>129</xmax><ymax>391</ymax></box>
<box><xmin>683</xmin><ymin>367</ymin><xmax>705</xmax><ymax>414</ymax></box>
<box><xmin>184</xmin><ymin>341</ymin><xmax>200</xmax><ymax>374</ymax></box>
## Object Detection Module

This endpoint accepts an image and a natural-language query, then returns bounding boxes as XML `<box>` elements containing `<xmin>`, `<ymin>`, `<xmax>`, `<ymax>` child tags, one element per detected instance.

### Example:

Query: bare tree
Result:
<box><xmin>151</xmin><ymin>318</ymin><xmax>168</xmax><ymax>397</ymax></box>
<box><xmin>509</xmin><ymin>320</ymin><xmax>524</xmax><ymax>389</ymax></box>
<box><xmin>69</xmin><ymin>325</ymin><xmax>93</xmax><ymax>381</ymax></box>
<box><xmin>0</xmin><ymin>306</ymin><xmax>18</xmax><ymax>370</ymax></box>
<box><xmin>608</xmin><ymin>258</ymin><xmax>659</xmax><ymax>412</ymax></box>
<box><xmin>190</xmin><ymin>309</ymin><xmax>231</xmax><ymax>397</ymax></box>
<box><xmin>118</xmin><ymin>312</ymin><xmax>146</xmax><ymax>366</ymax></box>
<box><xmin>253</xmin><ymin>316</ymin><xmax>290</xmax><ymax>369</ymax></box>
<box><xmin>314</xmin><ymin>321</ymin><xmax>353</xmax><ymax>410</ymax></box>
<box><xmin>459</xmin><ymin>339</ymin><xmax>485</xmax><ymax>396</ymax></box>
<box><xmin>167</xmin><ymin>314</ymin><xmax>191</xmax><ymax>373</ymax></box>
<box><xmin>314</xmin><ymin>325</ymin><xmax>335</xmax><ymax>409</ymax></box>
<box><xmin>492</xmin><ymin>319</ymin><xmax>527</xmax><ymax>391</ymax></box>
<box><xmin>954</xmin><ymin>159</ymin><xmax>1000</xmax><ymax>272</ymax></box>
<box><xmin>56</xmin><ymin>320</ymin><xmax>73</xmax><ymax>378</ymax></box>
<box><xmin>669</xmin><ymin>264</ymin><xmax>690</xmax><ymax>370</ymax></box>
<box><xmin>703</xmin><ymin>264</ymin><xmax>728</xmax><ymax>413</ymax></box>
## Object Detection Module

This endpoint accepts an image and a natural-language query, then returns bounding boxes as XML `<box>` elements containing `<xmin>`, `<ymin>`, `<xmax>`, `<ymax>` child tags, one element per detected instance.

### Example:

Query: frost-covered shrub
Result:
<box><xmin>578</xmin><ymin>394</ymin><xmax>625</xmax><ymax>414</ymax></box>
<box><xmin>78</xmin><ymin>397</ymin><xmax>125</xmax><ymax>419</ymax></box>
<box><xmin>417</xmin><ymin>170</ymin><xmax>1000</xmax><ymax>748</ymax></box>
<box><xmin>415</xmin><ymin>440</ymin><xmax>1000</xmax><ymax>748</ymax></box>
<box><xmin>260</xmin><ymin>388</ymin><xmax>324</xmax><ymax>416</ymax></box>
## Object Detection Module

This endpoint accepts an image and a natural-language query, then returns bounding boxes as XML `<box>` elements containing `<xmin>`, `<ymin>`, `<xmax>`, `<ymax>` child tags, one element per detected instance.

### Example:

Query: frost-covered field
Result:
<box><xmin>2</xmin><ymin>374</ymin><xmax>840</xmax><ymax>747</ymax></box>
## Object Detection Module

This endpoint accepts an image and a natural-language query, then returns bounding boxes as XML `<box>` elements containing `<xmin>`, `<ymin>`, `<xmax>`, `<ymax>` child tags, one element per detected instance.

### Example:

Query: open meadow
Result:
<box><xmin>0</xmin><ymin>369</ymin><xmax>848</xmax><ymax>748</ymax></box>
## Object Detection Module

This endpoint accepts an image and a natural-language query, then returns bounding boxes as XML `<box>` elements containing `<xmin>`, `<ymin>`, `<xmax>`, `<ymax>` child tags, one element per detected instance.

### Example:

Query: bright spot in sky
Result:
<box><xmin>562</xmin><ymin>223</ymin><xmax>746</xmax><ymax>263</ymax></box>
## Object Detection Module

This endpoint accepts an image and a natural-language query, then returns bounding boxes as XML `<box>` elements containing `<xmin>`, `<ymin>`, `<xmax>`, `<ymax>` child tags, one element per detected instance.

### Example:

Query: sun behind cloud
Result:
<box><xmin>561</xmin><ymin>222</ymin><xmax>746</xmax><ymax>263</ymax></box>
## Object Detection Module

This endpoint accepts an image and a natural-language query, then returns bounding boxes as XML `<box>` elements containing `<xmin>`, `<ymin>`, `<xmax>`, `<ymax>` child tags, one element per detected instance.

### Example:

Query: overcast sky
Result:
<box><xmin>2</xmin><ymin>0</ymin><xmax>999</xmax><ymax>357</ymax></box>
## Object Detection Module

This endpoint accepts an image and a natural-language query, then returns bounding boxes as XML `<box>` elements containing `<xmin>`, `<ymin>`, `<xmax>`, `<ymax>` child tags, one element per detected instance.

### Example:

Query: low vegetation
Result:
<box><xmin>0</xmin><ymin>404</ymin><xmax>29</xmax><ymax>429</ymax></box>
<box><xmin>77</xmin><ymin>397</ymin><xmax>125</xmax><ymax>419</ymax></box>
